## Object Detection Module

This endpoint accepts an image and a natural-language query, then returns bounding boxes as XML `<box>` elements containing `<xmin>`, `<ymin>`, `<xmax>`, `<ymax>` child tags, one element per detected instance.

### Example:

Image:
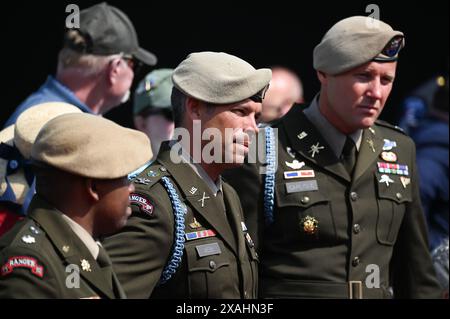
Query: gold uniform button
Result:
<box><xmin>396</xmin><ymin>193</ymin><xmax>402</xmax><ymax>200</ymax></box>
<box><xmin>350</xmin><ymin>192</ymin><xmax>359</xmax><ymax>201</ymax></box>
<box><xmin>301</xmin><ymin>196</ymin><xmax>310</xmax><ymax>204</ymax></box>
<box><xmin>209</xmin><ymin>260</ymin><xmax>216</xmax><ymax>270</ymax></box>
<box><xmin>352</xmin><ymin>257</ymin><xmax>360</xmax><ymax>267</ymax></box>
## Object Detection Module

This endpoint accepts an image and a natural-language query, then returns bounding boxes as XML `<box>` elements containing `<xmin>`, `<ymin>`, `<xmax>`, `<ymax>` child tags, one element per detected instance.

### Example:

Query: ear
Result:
<box><xmin>85</xmin><ymin>178</ymin><xmax>100</xmax><ymax>201</ymax></box>
<box><xmin>185</xmin><ymin>97</ymin><xmax>203</xmax><ymax>120</ymax></box>
<box><xmin>317</xmin><ymin>71</ymin><xmax>327</xmax><ymax>85</ymax></box>
<box><xmin>107</xmin><ymin>57</ymin><xmax>121</xmax><ymax>86</ymax></box>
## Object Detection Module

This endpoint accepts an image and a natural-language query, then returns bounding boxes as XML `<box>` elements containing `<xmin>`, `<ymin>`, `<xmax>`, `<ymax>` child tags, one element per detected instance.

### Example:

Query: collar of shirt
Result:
<box><xmin>303</xmin><ymin>95</ymin><xmax>362</xmax><ymax>158</ymax></box>
<box><xmin>46</xmin><ymin>76</ymin><xmax>94</xmax><ymax>114</ymax></box>
<box><xmin>169</xmin><ymin>140</ymin><xmax>223</xmax><ymax>196</ymax></box>
<box><xmin>60</xmin><ymin>214</ymin><xmax>99</xmax><ymax>259</ymax></box>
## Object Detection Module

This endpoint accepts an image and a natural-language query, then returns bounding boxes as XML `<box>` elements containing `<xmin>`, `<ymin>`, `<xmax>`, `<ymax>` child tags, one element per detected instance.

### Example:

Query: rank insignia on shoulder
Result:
<box><xmin>21</xmin><ymin>235</ymin><xmax>36</xmax><ymax>244</ymax></box>
<box><xmin>380</xmin><ymin>151</ymin><xmax>398</xmax><ymax>162</ymax></box>
<box><xmin>1</xmin><ymin>256</ymin><xmax>44</xmax><ymax>278</ymax></box>
<box><xmin>400</xmin><ymin>176</ymin><xmax>411</xmax><ymax>188</ymax></box>
<box><xmin>185</xmin><ymin>229</ymin><xmax>217</xmax><ymax>241</ymax></box>
<box><xmin>300</xmin><ymin>215</ymin><xmax>319</xmax><ymax>235</ymax></box>
<box><xmin>80</xmin><ymin>259</ymin><xmax>91</xmax><ymax>272</ymax></box>
<box><xmin>129</xmin><ymin>193</ymin><xmax>154</xmax><ymax>216</ymax></box>
<box><xmin>383</xmin><ymin>139</ymin><xmax>397</xmax><ymax>151</ymax></box>
<box><xmin>284</xmin><ymin>170</ymin><xmax>315</xmax><ymax>180</ymax></box>
<box><xmin>134</xmin><ymin>177</ymin><xmax>152</xmax><ymax>185</ymax></box>
<box><xmin>285</xmin><ymin>160</ymin><xmax>305</xmax><ymax>170</ymax></box>
<box><xmin>147</xmin><ymin>170</ymin><xmax>160</xmax><ymax>178</ymax></box>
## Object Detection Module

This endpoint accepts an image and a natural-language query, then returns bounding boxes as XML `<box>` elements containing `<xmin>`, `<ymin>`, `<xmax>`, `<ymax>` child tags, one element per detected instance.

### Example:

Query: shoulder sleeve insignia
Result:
<box><xmin>129</xmin><ymin>193</ymin><xmax>154</xmax><ymax>216</ymax></box>
<box><xmin>1</xmin><ymin>256</ymin><xmax>44</xmax><ymax>278</ymax></box>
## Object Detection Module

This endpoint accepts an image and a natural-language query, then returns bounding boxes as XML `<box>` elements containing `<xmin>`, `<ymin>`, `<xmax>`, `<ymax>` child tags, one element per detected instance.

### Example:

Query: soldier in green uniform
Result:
<box><xmin>225</xmin><ymin>16</ymin><xmax>442</xmax><ymax>298</ymax></box>
<box><xmin>103</xmin><ymin>51</ymin><xmax>271</xmax><ymax>298</ymax></box>
<box><xmin>0</xmin><ymin>113</ymin><xmax>151</xmax><ymax>298</ymax></box>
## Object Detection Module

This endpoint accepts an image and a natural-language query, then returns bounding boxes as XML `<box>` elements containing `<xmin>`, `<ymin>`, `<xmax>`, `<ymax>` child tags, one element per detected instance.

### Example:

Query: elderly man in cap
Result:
<box><xmin>133</xmin><ymin>69</ymin><xmax>175</xmax><ymax>159</ymax></box>
<box><xmin>103</xmin><ymin>51</ymin><xmax>271</xmax><ymax>298</ymax></box>
<box><xmin>0</xmin><ymin>113</ymin><xmax>151</xmax><ymax>298</ymax></box>
<box><xmin>4</xmin><ymin>2</ymin><xmax>157</xmax><ymax>127</ymax></box>
<box><xmin>227</xmin><ymin>16</ymin><xmax>442</xmax><ymax>298</ymax></box>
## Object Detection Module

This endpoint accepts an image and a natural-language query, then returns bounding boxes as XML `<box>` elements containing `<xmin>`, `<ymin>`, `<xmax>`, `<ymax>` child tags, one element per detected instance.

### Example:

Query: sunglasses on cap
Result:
<box><xmin>373</xmin><ymin>35</ymin><xmax>405</xmax><ymax>62</ymax></box>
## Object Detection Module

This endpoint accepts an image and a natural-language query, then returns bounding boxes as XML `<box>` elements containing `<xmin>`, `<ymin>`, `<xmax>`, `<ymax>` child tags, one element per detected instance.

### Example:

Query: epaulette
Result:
<box><xmin>375</xmin><ymin>120</ymin><xmax>407</xmax><ymax>135</ymax></box>
<box><xmin>131</xmin><ymin>164</ymin><xmax>171</xmax><ymax>190</ymax></box>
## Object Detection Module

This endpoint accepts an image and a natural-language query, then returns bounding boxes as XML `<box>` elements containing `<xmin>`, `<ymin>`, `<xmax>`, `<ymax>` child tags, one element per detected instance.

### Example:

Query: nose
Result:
<box><xmin>245</xmin><ymin>114</ymin><xmax>259</xmax><ymax>134</ymax></box>
<box><xmin>367</xmin><ymin>78</ymin><xmax>382</xmax><ymax>100</ymax></box>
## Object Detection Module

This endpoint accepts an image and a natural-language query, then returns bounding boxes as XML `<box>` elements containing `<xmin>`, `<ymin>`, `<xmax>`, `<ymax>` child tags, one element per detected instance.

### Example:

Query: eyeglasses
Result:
<box><xmin>121</xmin><ymin>54</ymin><xmax>143</xmax><ymax>73</ymax></box>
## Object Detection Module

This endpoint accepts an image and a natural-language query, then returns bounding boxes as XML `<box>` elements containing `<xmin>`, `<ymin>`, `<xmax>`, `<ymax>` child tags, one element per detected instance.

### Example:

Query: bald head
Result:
<box><xmin>261</xmin><ymin>67</ymin><xmax>303</xmax><ymax>123</ymax></box>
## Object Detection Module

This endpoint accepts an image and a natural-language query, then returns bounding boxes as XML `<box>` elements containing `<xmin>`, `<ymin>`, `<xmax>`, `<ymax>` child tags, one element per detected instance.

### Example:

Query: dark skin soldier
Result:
<box><xmin>224</xmin><ymin>16</ymin><xmax>442</xmax><ymax>299</ymax></box>
<box><xmin>0</xmin><ymin>113</ymin><xmax>151</xmax><ymax>298</ymax></box>
<box><xmin>103</xmin><ymin>52</ymin><xmax>271</xmax><ymax>298</ymax></box>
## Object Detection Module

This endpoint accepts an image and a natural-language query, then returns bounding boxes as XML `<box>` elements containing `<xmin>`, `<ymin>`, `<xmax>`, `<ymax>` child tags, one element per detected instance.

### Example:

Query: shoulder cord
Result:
<box><xmin>158</xmin><ymin>176</ymin><xmax>187</xmax><ymax>285</ymax></box>
<box><xmin>263</xmin><ymin>127</ymin><xmax>276</xmax><ymax>225</ymax></box>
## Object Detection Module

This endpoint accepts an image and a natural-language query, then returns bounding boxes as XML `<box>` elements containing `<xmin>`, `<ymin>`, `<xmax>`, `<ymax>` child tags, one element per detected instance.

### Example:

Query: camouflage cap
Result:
<box><xmin>133</xmin><ymin>69</ymin><xmax>174</xmax><ymax>115</ymax></box>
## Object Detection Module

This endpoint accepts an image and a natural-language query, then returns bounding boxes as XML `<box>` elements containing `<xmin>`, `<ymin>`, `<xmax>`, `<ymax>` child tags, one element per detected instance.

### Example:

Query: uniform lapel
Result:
<box><xmin>282</xmin><ymin>108</ymin><xmax>351</xmax><ymax>182</ymax></box>
<box><xmin>157</xmin><ymin>144</ymin><xmax>238</xmax><ymax>255</ymax></box>
<box><xmin>222</xmin><ymin>183</ymin><xmax>246</xmax><ymax>259</ymax></box>
<box><xmin>29</xmin><ymin>197</ymin><xmax>115</xmax><ymax>299</ymax></box>
<box><xmin>353</xmin><ymin>127</ymin><xmax>384</xmax><ymax>183</ymax></box>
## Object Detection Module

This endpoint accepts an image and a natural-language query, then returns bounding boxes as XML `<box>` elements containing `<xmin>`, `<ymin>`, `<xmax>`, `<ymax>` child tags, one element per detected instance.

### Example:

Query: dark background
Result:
<box><xmin>2</xmin><ymin>0</ymin><xmax>448</xmax><ymax>128</ymax></box>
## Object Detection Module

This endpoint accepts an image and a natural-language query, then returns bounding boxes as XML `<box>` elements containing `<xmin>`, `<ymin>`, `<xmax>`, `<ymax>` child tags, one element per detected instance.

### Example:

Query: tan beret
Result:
<box><xmin>172</xmin><ymin>51</ymin><xmax>272</xmax><ymax>104</ymax></box>
<box><xmin>14</xmin><ymin>102</ymin><xmax>82</xmax><ymax>159</ymax></box>
<box><xmin>31</xmin><ymin>113</ymin><xmax>152</xmax><ymax>179</ymax></box>
<box><xmin>313</xmin><ymin>16</ymin><xmax>405</xmax><ymax>75</ymax></box>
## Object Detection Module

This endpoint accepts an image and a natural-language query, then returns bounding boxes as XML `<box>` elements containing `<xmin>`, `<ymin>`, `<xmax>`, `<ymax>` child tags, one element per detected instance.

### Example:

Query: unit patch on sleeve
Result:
<box><xmin>129</xmin><ymin>193</ymin><xmax>154</xmax><ymax>216</ymax></box>
<box><xmin>1</xmin><ymin>256</ymin><xmax>44</xmax><ymax>278</ymax></box>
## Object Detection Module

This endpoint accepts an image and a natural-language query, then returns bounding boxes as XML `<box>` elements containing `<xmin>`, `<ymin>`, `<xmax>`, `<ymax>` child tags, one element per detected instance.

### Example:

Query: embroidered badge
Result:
<box><xmin>1</xmin><ymin>256</ymin><xmax>44</xmax><ymax>278</ymax></box>
<box><xmin>130</xmin><ymin>193</ymin><xmax>154</xmax><ymax>216</ymax></box>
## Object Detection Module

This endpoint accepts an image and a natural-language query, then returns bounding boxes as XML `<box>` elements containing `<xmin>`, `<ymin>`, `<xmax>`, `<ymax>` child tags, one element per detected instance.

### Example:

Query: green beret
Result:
<box><xmin>313</xmin><ymin>16</ymin><xmax>405</xmax><ymax>75</ymax></box>
<box><xmin>133</xmin><ymin>68</ymin><xmax>174</xmax><ymax>116</ymax></box>
<box><xmin>172</xmin><ymin>52</ymin><xmax>271</xmax><ymax>104</ymax></box>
